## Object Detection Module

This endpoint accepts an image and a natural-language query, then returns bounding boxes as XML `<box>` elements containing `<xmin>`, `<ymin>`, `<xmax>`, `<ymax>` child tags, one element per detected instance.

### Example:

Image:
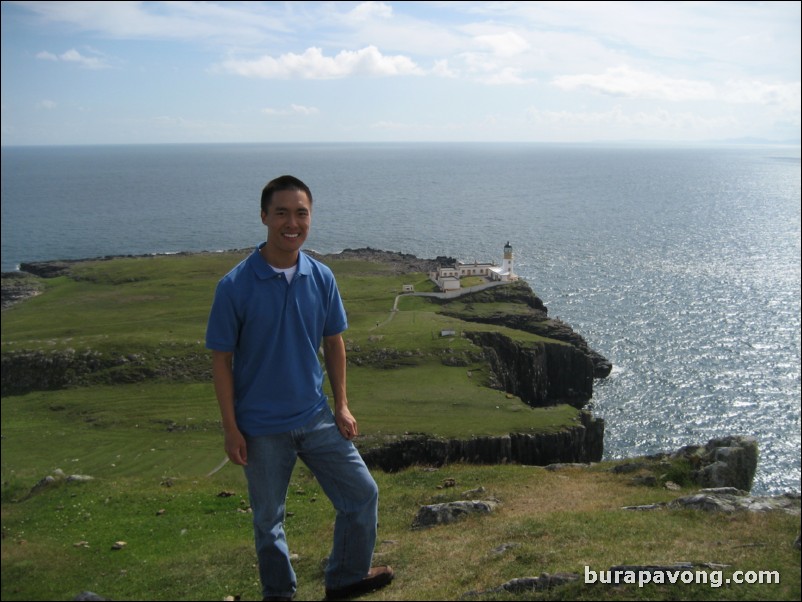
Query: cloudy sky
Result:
<box><xmin>1</xmin><ymin>1</ymin><xmax>800</xmax><ymax>146</ymax></box>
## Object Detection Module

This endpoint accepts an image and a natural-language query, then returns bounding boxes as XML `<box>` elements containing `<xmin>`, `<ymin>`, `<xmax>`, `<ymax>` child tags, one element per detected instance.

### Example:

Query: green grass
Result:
<box><xmin>2</xmin><ymin>252</ymin><xmax>566</xmax><ymax>440</ymax></box>
<box><xmin>2</xmin><ymin>464</ymin><xmax>798</xmax><ymax>601</ymax></box>
<box><xmin>3</xmin><ymin>252</ymin><xmax>799</xmax><ymax>601</ymax></box>
<box><xmin>1</xmin><ymin>253</ymin><xmax>237</xmax><ymax>351</ymax></box>
<box><xmin>346</xmin><ymin>363</ymin><xmax>579</xmax><ymax>441</ymax></box>
<box><xmin>0</xmin><ymin>371</ymin><xmax>578</xmax><ymax>489</ymax></box>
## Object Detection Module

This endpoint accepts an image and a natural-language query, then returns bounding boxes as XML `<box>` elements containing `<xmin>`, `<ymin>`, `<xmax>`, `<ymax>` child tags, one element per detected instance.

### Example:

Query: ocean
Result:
<box><xmin>2</xmin><ymin>142</ymin><xmax>800</xmax><ymax>494</ymax></box>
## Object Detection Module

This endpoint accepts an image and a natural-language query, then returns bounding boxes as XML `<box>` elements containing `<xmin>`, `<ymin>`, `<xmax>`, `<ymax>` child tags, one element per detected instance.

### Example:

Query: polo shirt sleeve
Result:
<box><xmin>323</xmin><ymin>278</ymin><xmax>348</xmax><ymax>337</ymax></box>
<box><xmin>206</xmin><ymin>279</ymin><xmax>240</xmax><ymax>352</ymax></box>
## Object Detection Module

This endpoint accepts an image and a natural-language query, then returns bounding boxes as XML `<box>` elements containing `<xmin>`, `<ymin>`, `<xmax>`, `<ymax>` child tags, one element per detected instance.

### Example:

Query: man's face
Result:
<box><xmin>261</xmin><ymin>189</ymin><xmax>312</xmax><ymax>258</ymax></box>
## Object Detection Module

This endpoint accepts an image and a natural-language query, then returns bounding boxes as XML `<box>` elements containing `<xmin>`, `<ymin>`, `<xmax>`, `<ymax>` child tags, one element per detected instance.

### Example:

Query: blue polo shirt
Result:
<box><xmin>205</xmin><ymin>245</ymin><xmax>348</xmax><ymax>435</ymax></box>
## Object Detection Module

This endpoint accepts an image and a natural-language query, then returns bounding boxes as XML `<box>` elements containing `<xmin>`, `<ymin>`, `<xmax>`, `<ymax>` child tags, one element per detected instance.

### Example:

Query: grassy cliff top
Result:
<box><xmin>1</xmin><ymin>249</ymin><xmax>580</xmax><ymax>457</ymax></box>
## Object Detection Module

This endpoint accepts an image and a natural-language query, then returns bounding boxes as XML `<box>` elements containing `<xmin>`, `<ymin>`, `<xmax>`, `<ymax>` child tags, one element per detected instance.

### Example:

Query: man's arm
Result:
<box><xmin>323</xmin><ymin>333</ymin><xmax>358</xmax><ymax>440</ymax></box>
<box><xmin>212</xmin><ymin>350</ymin><xmax>248</xmax><ymax>465</ymax></box>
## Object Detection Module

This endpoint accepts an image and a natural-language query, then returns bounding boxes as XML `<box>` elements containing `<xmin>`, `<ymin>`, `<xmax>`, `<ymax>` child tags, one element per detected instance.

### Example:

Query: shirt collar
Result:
<box><xmin>249</xmin><ymin>243</ymin><xmax>311</xmax><ymax>280</ymax></box>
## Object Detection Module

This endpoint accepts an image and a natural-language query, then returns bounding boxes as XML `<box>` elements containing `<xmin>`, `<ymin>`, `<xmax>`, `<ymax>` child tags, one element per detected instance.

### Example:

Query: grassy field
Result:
<box><xmin>2</xmin><ymin>463</ymin><xmax>798</xmax><ymax>601</ymax></box>
<box><xmin>2</xmin><ymin>251</ymin><xmax>799</xmax><ymax>600</ymax></box>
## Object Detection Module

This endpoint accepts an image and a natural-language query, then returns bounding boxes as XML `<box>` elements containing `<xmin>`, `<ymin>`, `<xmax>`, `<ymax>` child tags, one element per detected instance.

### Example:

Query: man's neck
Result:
<box><xmin>260</xmin><ymin>243</ymin><xmax>299</xmax><ymax>269</ymax></box>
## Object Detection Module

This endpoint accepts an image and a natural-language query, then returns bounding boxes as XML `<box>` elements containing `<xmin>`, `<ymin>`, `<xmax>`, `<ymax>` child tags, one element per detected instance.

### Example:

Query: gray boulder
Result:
<box><xmin>412</xmin><ymin>499</ymin><xmax>499</xmax><ymax>529</ymax></box>
<box><xmin>672</xmin><ymin>436</ymin><xmax>758</xmax><ymax>491</ymax></box>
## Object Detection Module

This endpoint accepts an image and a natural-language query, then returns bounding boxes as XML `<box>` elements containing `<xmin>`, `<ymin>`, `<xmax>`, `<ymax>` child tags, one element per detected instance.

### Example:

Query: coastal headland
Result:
<box><xmin>3</xmin><ymin>247</ymin><xmax>610</xmax><ymax>468</ymax></box>
<box><xmin>2</xmin><ymin>248</ymin><xmax>799</xmax><ymax>601</ymax></box>
<box><xmin>0</xmin><ymin>248</ymin><xmax>778</xmax><ymax>484</ymax></box>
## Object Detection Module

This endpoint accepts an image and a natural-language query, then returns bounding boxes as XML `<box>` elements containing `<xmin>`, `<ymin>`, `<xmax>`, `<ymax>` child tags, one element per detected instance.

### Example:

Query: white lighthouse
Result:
<box><xmin>502</xmin><ymin>241</ymin><xmax>514</xmax><ymax>277</ymax></box>
<box><xmin>429</xmin><ymin>241</ymin><xmax>519</xmax><ymax>289</ymax></box>
<box><xmin>485</xmin><ymin>241</ymin><xmax>517</xmax><ymax>282</ymax></box>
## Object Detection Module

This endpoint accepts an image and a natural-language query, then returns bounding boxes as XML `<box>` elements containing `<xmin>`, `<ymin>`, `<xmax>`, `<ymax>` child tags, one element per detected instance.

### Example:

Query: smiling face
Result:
<box><xmin>260</xmin><ymin>188</ymin><xmax>312</xmax><ymax>268</ymax></box>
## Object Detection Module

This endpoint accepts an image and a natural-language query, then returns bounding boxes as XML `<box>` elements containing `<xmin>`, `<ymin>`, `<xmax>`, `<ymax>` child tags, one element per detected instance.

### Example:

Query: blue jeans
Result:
<box><xmin>244</xmin><ymin>406</ymin><xmax>379</xmax><ymax>599</ymax></box>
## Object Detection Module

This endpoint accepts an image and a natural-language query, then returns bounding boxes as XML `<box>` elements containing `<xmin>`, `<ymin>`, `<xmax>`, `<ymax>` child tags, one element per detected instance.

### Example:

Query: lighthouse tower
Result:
<box><xmin>502</xmin><ymin>241</ymin><xmax>515</xmax><ymax>280</ymax></box>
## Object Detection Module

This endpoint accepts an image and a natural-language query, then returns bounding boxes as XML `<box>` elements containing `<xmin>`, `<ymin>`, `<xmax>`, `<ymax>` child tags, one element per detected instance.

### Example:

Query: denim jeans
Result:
<box><xmin>244</xmin><ymin>406</ymin><xmax>379</xmax><ymax>599</ymax></box>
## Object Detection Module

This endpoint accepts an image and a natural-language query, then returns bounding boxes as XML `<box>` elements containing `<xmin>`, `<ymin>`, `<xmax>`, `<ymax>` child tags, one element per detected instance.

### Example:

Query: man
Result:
<box><xmin>206</xmin><ymin>175</ymin><xmax>393</xmax><ymax>601</ymax></box>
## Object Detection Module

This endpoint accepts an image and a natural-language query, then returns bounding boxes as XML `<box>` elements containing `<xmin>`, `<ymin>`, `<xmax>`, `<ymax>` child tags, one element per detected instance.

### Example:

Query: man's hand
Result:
<box><xmin>224</xmin><ymin>428</ymin><xmax>248</xmax><ymax>466</ymax></box>
<box><xmin>335</xmin><ymin>404</ymin><xmax>359</xmax><ymax>440</ymax></box>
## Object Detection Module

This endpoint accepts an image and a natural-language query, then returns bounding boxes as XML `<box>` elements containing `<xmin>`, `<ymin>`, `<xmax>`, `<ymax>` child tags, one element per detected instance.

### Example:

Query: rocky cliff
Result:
<box><xmin>466</xmin><ymin>331</ymin><xmax>595</xmax><ymax>409</ymax></box>
<box><xmin>1</xmin><ymin>348</ymin><xmax>210</xmax><ymax>396</ymax></box>
<box><xmin>360</xmin><ymin>410</ymin><xmax>604</xmax><ymax>471</ymax></box>
<box><xmin>437</xmin><ymin>280</ymin><xmax>612</xmax><ymax>379</ymax></box>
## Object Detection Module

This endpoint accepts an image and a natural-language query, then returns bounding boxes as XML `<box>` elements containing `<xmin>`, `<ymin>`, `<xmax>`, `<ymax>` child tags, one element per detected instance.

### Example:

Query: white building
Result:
<box><xmin>429</xmin><ymin>242</ymin><xmax>518</xmax><ymax>291</ymax></box>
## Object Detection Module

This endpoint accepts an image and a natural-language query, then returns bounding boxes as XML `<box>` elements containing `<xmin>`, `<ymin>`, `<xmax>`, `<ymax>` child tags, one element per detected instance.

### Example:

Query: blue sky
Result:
<box><xmin>2</xmin><ymin>1</ymin><xmax>800</xmax><ymax>146</ymax></box>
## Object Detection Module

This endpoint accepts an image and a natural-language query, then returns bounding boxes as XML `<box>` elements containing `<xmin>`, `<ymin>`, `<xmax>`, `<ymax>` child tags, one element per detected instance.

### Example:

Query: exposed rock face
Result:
<box><xmin>1</xmin><ymin>271</ymin><xmax>44</xmax><ymax>309</ymax></box>
<box><xmin>313</xmin><ymin>247</ymin><xmax>454</xmax><ymax>275</ymax></box>
<box><xmin>438</xmin><ymin>280</ymin><xmax>612</xmax><ymax>379</ymax></box>
<box><xmin>1</xmin><ymin>349</ymin><xmax>128</xmax><ymax>395</ymax></box>
<box><xmin>535</xmin><ymin>319</ymin><xmax>613</xmax><ymax>379</ymax></box>
<box><xmin>466</xmin><ymin>331</ymin><xmax>595</xmax><ymax>409</ymax></box>
<box><xmin>624</xmin><ymin>488</ymin><xmax>800</xmax><ymax>515</ymax></box>
<box><xmin>669</xmin><ymin>488</ymin><xmax>800</xmax><ymax>514</ymax></box>
<box><xmin>1</xmin><ymin>348</ymin><xmax>210</xmax><ymax>396</ymax></box>
<box><xmin>411</xmin><ymin>499</ymin><xmax>499</xmax><ymax>529</ymax></box>
<box><xmin>610</xmin><ymin>436</ymin><xmax>760</xmax><ymax>493</ymax></box>
<box><xmin>17</xmin><ymin>261</ymin><xmax>78</xmax><ymax>278</ymax></box>
<box><xmin>360</xmin><ymin>411</ymin><xmax>604</xmax><ymax>472</ymax></box>
<box><xmin>671</xmin><ymin>436</ymin><xmax>759</xmax><ymax>492</ymax></box>
<box><xmin>484</xmin><ymin>573</ymin><xmax>580</xmax><ymax>595</ymax></box>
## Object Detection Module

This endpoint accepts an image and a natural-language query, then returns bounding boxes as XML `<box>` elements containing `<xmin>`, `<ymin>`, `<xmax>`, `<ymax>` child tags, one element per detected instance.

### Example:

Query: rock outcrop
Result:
<box><xmin>314</xmin><ymin>247</ymin><xmax>453</xmax><ymax>274</ymax></box>
<box><xmin>360</xmin><ymin>411</ymin><xmax>604</xmax><ymax>472</ymax></box>
<box><xmin>623</xmin><ymin>487</ymin><xmax>800</xmax><ymax>515</ymax></box>
<box><xmin>1</xmin><ymin>271</ymin><xmax>44</xmax><ymax>309</ymax></box>
<box><xmin>0</xmin><ymin>348</ymin><xmax>211</xmax><ymax>396</ymax></box>
<box><xmin>669</xmin><ymin>488</ymin><xmax>800</xmax><ymax>514</ymax></box>
<box><xmin>466</xmin><ymin>331</ymin><xmax>595</xmax><ymax>409</ymax></box>
<box><xmin>438</xmin><ymin>280</ymin><xmax>612</xmax><ymax>378</ymax></box>
<box><xmin>609</xmin><ymin>436</ymin><xmax>761</xmax><ymax>493</ymax></box>
<box><xmin>671</xmin><ymin>436</ymin><xmax>759</xmax><ymax>492</ymax></box>
<box><xmin>411</xmin><ymin>499</ymin><xmax>499</xmax><ymax>529</ymax></box>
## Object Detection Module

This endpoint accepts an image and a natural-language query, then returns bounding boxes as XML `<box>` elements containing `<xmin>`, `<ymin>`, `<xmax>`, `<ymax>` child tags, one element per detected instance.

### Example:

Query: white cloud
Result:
<box><xmin>431</xmin><ymin>59</ymin><xmax>457</xmax><ymax>78</ymax></box>
<box><xmin>36</xmin><ymin>48</ymin><xmax>110</xmax><ymax>69</ymax></box>
<box><xmin>454</xmin><ymin>55</ymin><xmax>533</xmax><ymax>85</ymax></box>
<box><xmin>262</xmin><ymin>104</ymin><xmax>320</xmax><ymax>116</ymax></box>
<box><xmin>552</xmin><ymin>65</ymin><xmax>801</xmax><ymax>123</ymax></box>
<box><xmin>370</xmin><ymin>120</ymin><xmax>409</xmax><ymax>130</ymax></box>
<box><xmin>479</xmin><ymin>67</ymin><xmax>530</xmax><ymax>86</ymax></box>
<box><xmin>4</xmin><ymin>1</ymin><xmax>799</xmax><ymax>144</ymax></box>
<box><xmin>553</xmin><ymin>66</ymin><xmax>716</xmax><ymax>102</ymax></box>
<box><xmin>473</xmin><ymin>32</ymin><xmax>530</xmax><ymax>57</ymax></box>
<box><xmin>59</xmin><ymin>48</ymin><xmax>108</xmax><ymax>69</ymax></box>
<box><xmin>526</xmin><ymin>105</ymin><xmax>737</xmax><ymax>136</ymax></box>
<box><xmin>36</xmin><ymin>100</ymin><xmax>57</xmax><ymax>110</ymax></box>
<box><xmin>289</xmin><ymin>104</ymin><xmax>319</xmax><ymax>116</ymax></box>
<box><xmin>16</xmin><ymin>0</ymin><xmax>287</xmax><ymax>44</ymax></box>
<box><xmin>723</xmin><ymin>80</ymin><xmax>801</xmax><ymax>111</ymax></box>
<box><xmin>344</xmin><ymin>1</ymin><xmax>394</xmax><ymax>23</ymax></box>
<box><xmin>220</xmin><ymin>46</ymin><xmax>424</xmax><ymax>79</ymax></box>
